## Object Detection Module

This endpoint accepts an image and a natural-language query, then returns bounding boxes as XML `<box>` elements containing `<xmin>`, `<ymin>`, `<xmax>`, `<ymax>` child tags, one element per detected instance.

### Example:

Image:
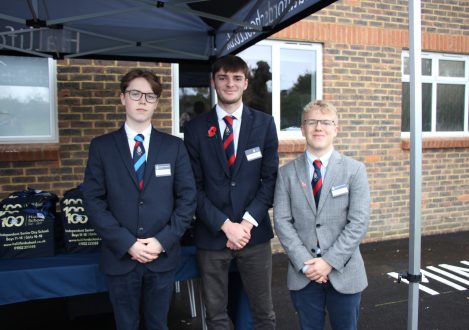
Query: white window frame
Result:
<box><xmin>172</xmin><ymin>40</ymin><xmax>323</xmax><ymax>139</ymax></box>
<box><xmin>171</xmin><ymin>63</ymin><xmax>181</xmax><ymax>138</ymax></box>
<box><xmin>401</xmin><ymin>51</ymin><xmax>469</xmax><ymax>138</ymax></box>
<box><xmin>0</xmin><ymin>56</ymin><xmax>58</xmax><ymax>144</ymax></box>
<box><xmin>266</xmin><ymin>40</ymin><xmax>323</xmax><ymax>139</ymax></box>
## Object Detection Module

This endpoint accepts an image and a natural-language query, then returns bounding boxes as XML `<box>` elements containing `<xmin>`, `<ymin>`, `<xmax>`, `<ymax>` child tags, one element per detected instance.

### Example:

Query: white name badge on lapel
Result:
<box><xmin>245</xmin><ymin>147</ymin><xmax>262</xmax><ymax>161</ymax></box>
<box><xmin>331</xmin><ymin>184</ymin><xmax>348</xmax><ymax>197</ymax></box>
<box><xmin>154</xmin><ymin>164</ymin><xmax>171</xmax><ymax>177</ymax></box>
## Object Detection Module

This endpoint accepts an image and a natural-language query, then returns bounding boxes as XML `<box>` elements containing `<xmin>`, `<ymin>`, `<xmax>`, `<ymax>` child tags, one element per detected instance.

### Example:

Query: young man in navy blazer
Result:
<box><xmin>83</xmin><ymin>69</ymin><xmax>196</xmax><ymax>330</ymax></box>
<box><xmin>184</xmin><ymin>55</ymin><xmax>279</xmax><ymax>329</ymax></box>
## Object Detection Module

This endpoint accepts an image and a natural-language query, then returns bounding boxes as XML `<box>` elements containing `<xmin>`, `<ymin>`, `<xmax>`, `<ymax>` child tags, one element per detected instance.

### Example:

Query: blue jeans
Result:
<box><xmin>290</xmin><ymin>281</ymin><xmax>361</xmax><ymax>330</ymax></box>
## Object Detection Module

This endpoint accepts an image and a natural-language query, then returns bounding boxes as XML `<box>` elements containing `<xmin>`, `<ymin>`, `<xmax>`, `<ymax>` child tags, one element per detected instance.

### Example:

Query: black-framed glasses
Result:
<box><xmin>303</xmin><ymin>119</ymin><xmax>335</xmax><ymax>127</ymax></box>
<box><xmin>125</xmin><ymin>90</ymin><xmax>159</xmax><ymax>103</ymax></box>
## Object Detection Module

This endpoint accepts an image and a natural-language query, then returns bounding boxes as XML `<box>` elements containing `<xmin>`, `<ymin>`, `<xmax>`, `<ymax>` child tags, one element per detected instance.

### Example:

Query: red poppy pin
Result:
<box><xmin>208</xmin><ymin>126</ymin><xmax>217</xmax><ymax>137</ymax></box>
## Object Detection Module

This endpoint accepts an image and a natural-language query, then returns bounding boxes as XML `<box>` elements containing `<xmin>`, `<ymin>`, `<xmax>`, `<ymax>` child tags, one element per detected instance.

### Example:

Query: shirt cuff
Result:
<box><xmin>301</xmin><ymin>265</ymin><xmax>310</xmax><ymax>274</ymax></box>
<box><xmin>243</xmin><ymin>212</ymin><xmax>259</xmax><ymax>227</ymax></box>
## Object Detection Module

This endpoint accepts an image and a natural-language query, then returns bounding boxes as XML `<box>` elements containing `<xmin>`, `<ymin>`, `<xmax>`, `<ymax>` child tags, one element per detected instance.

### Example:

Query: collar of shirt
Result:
<box><xmin>125</xmin><ymin>123</ymin><xmax>152</xmax><ymax>159</ymax></box>
<box><xmin>305</xmin><ymin>148</ymin><xmax>334</xmax><ymax>181</ymax></box>
<box><xmin>216</xmin><ymin>104</ymin><xmax>243</xmax><ymax>153</ymax></box>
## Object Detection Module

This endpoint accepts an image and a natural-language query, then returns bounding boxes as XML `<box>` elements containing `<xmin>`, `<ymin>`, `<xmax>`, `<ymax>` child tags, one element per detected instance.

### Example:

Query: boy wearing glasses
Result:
<box><xmin>83</xmin><ymin>69</ymin><xmax>196</xmax><ymax>330</ymax></box>
<box><xmin>273</xmin><ymin>100</ymin><xmax>370</xmax><ymax>330</ymax></box>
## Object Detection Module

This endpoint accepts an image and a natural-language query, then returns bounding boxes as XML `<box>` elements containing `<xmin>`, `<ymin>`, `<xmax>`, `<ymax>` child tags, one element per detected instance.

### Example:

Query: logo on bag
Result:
<box><xmin>63</xmin><ymin>198</ymin><xmax>83</xmax><ymax>205</ymax></box>
<box><xmin>62</xmin><ymin>206</ymin><xmax>88</xmax><ymax>224</ymax></box>
<box><xmin>2</xmin><ymin>215</ymin><xmax>25</xmax><ymax>227</ymax></box>
<box><xmin>3</xmin><ymin>204</ymin><xmax>22</xmax><ymax>210</ymax></box>
<box><xmin>67</xmin><ymin>214</ymin><xmax>88</xmax><ymax>224</ymax></box>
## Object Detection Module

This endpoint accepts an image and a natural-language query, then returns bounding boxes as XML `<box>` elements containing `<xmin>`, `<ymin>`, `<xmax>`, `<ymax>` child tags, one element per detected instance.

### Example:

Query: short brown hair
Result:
<box><xmin>211</xmin><ymin>55</ymin><xmax>249</xmax><ymax>79</ymax></box>
<box><xmin>302</xmin><ymin>100</ymin><xmax>338</xmax><ymax>123</ymax></box>
<box><xmin>120</xmin><ymin>69</ymin><xmax>162</xmax><ymax>97</ymax></box>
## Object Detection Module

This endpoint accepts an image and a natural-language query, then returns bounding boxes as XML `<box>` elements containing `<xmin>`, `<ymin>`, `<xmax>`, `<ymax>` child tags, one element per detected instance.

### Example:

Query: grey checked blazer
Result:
<box><xmin>273</xmin><ymin>150</ymin><xmax>370</xmax><ymax>294</ymax></box>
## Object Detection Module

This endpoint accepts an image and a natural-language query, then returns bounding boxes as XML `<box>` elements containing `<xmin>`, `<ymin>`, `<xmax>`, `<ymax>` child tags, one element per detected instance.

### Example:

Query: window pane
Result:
<box><xmin>401</xmin><ymin>82</ymin><xmax>432</xmax><ymax>132</ymax></box>
<box><xmin>240</xmin><ymin>45</ymin><xmax>272</xmax><ymax>115</ymax></box>
<box><xmin>0</xmin><ymin>56</ymin><xmax>53</xmax><ymax>140</ymax></box>
<box><xmin>436</xmin><ymin>84</ymin><xmax>464</xmax><ymax>131</ymax></box>
<box><xmin>403</xmin><ymin>57</ymin><xmax>432</xmax><ymax>76</ymax></box>
<box><xmin>439</xmin><ymin>60</ymin><xmax>465</xmax><ymax>77</ymax></box>
<box><xmin>179</xmin><ymin>87</ymin><xmax>210</xmax><ymax>133</ymax></box>
<box><xmin>280</xmin><ymin>48</ymin><xmax>316</xmax><ymax>131</ymax></box>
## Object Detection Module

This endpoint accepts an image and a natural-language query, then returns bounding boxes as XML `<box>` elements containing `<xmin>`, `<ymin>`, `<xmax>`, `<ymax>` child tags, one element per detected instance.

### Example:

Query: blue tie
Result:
<box><xmin>133</xmin><ymin>134</ymin><xmax>146</xmax><ymax>190</ymax></box>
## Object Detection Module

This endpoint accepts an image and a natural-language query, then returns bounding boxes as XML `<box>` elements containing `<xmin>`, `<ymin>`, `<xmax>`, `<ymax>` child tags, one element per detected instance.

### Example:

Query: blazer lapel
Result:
<box><xmin>294</xmin><ymin>154</ymin><xmax>317</xmax><ymax>214</ymax></box>
<box><xmin>231</xmin><ymin>106</ymin><xmax>253</xmax><ymax>177</ymax></box>
<box><xmin>207</xmin><ymin>108</ymin><xmax>231</xmax><ymax>177</ymax></box>
<box><xmin>317</xmin><ymin>150</ymin><xmax>342</xmax><ymax>213</ymax></box>
<box><xmin>113</xmin><ymin>126</ymin><xmax>138</xmax><ymax>187</ymax></box>
<box><xmin>141</xmin><ymin>127</ymin><xmax>160</xmax><ymax>192</ymax></box>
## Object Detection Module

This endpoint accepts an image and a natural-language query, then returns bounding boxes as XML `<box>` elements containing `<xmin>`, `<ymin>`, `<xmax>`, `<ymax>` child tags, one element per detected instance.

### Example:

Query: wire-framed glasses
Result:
<box><xmin>303</xmin><ymin>119</ymin><xmax>335</xmax><ymax>127</ymax></box>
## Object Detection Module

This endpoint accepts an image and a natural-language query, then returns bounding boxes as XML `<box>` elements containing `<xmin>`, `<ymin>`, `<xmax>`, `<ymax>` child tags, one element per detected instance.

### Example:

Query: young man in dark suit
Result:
<box><xmin>83</xmin><ymin>69</ymin><xmax>196</xmax><ymax>330</ymax></box>
<box><xmin>184</xmin><ymin>55</ymin><xmax>278</xmax><ymax>330</ymax></box>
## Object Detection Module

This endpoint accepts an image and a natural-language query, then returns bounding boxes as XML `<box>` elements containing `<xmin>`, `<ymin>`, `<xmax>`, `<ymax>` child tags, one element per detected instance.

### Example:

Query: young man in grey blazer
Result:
<box><xmin>273</xmin><ymin>100</ymin><xmax>370</xmax><ymax>330</ymax></box>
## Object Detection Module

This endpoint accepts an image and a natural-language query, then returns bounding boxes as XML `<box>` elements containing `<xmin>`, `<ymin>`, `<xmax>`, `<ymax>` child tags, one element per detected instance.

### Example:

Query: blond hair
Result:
<box><xmin>301</xmin><ymin>100</ymin><xmax>338</xmax><ymax>123</ymax></box>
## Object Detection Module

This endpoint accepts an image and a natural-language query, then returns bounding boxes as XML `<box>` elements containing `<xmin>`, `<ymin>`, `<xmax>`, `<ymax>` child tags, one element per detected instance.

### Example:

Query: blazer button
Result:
<box><xmin>316</xmin><ymin>224</ymin><xmax>321</xmax><ymax>228</ymax></box>
<box><xmin>231</xmin><ymin>182</ymin><xmax>236</xmax><ymax>187</ymax></box>
<box><xmin>139</xmin><ymin>201</ymin><xmax>144</xmax><ymax>206</ymax></box>
<box><xmin>138</xmin><ymin>227</ymin><xmax>144</xmax><ymax>232</ymax></box>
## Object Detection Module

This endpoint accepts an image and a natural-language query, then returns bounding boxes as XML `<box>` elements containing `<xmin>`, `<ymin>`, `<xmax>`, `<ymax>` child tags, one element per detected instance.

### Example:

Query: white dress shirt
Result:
<box><xmin>305</xmin><ymin>148</ymin><xmax>334</xmax><ymax>184</ymax></box>
<box><xmin>216</xmin><ymin>104</ymin><xmax>243</xmax><ymax>154</ymax></box>
<box><xmin>125</xmin><ymin>123</ymin><xmax>152</xmax><ymax>159</ymax></box>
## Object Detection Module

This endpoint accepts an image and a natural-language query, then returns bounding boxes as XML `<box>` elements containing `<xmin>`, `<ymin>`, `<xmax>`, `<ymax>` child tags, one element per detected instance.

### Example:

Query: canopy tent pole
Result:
<box><xmin>407</xmin><ymin>0</ymin><xmax>422</xmax><ymax>329</ymax></box>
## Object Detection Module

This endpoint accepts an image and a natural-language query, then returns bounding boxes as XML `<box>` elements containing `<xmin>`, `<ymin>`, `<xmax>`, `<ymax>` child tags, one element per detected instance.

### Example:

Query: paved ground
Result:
<box><xmin>1</xmin><ymin>230</ymin><xmax>468</xmax><ymax>329</ymax></box>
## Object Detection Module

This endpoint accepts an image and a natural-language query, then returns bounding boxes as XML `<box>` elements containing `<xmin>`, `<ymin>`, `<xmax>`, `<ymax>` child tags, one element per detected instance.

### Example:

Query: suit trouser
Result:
<box><xmin>197</xmin><ymin>242</ymin><xmax>276</xmax><ymax>330</ymax></box>
<box><xmin>106</xmin><ymin>264</ymin><xmax>175</xmax><ymax>330</ymax></box>
<box><xmin>290</xmin><ymin>281</ymin><xmax>361</xmax><ymax>330</ymax></box>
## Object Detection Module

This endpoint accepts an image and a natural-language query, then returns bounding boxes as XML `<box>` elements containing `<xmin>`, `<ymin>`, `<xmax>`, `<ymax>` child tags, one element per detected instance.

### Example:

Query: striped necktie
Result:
<box><xmin>223</xmin><ymin>115</ymin><xmax>236</xmax><ymax>169</ymax></box>
<box><xmin>312</xmin><ymin>159</ymin><xmax>322</xmax><ymax>208</ymax></box>
<box><xmin>133</xmin><ymin>134</ymin><xmax>146</xmax><ymax>190</ymax></box>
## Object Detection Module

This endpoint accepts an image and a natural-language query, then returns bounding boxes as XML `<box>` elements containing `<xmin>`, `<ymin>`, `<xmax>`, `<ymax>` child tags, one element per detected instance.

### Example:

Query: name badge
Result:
<box><xmin>331</xmin><ymin>184</ymin><xmax>348</xmax><ymax>197</ymax></box>
<box><xmin>245</xmin><ymin>147</ymin><xmax>262</xmax><ymax>161</ymax></box>
<box><xmin>154</xmin><ymin>164</ymin><xmax>171</xmax><ymax>177</ymax></box>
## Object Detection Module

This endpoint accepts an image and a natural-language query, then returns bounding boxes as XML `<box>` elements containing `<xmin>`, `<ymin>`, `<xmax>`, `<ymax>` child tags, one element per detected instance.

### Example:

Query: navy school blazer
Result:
<box><xmin>83</xmin><ymin>126</ymin><xmax>196</xmax><ymax>275</ymax></box>
<box><xmin>184</xmin><ymin>106</ymin><xmax>279</xmax><ymax>250</ymax></box>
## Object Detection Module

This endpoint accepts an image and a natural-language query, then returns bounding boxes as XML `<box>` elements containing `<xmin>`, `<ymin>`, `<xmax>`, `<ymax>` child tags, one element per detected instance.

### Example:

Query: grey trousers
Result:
<box><xmin>196</xmin><ymin>242</ymin><xmax>276</xmax><ymax>330</ymax></box>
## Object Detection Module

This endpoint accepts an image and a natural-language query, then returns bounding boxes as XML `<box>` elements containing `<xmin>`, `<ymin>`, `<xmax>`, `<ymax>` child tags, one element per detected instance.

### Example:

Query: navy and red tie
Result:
<box><xmin>312</xmin><ymin>159</ymin><xmax>322</xmax><ymax>208</ymax></box>
<box><xmin>133</xmin><ymin>134</ymin><xmax>146</xmax><ymax>190</ymax></box>
<box><xmin>223</xmin><ymin>115</ymin><xmax>236</xmax><ymax>168</ymax></box>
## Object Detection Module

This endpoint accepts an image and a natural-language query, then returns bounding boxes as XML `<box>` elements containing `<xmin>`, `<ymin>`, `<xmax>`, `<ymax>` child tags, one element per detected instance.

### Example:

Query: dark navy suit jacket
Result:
<box><xmin>184</xmin><ymin>106</ymin><xmax>279</xmax><ymax>250</ymax></box>
<box><xmin>83</xmin><ymin>126</ymin><xmax>196</xmax><ymax>275</ymax></box>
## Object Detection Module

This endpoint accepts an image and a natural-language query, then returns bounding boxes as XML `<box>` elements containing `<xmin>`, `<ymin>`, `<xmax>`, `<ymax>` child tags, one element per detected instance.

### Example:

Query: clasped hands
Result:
<box><xmin>303</xmin><ymin>257</ymin><xmax>332</xmax><ymax>284</ymax></box>
<box><xmin>128</xmin><ymin>237</ymin><xmax>164</xmax><ymax>264</ymax></box>
<box><xmin>222</xmin><ymin>219</ymin><xmax>253</xmax><ymax>250</ymax></box>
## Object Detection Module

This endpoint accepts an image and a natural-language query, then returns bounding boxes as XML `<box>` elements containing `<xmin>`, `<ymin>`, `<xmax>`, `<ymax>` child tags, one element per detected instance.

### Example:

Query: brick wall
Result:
<box><xmin>1</xmin><ymin>0</ymin><xmax>468</xmax><ymax>250</ymax></box>
<box><xmin>0</xmin><ymin>60</ymin><xmax>172</xmax><ymax>198</ymax></box>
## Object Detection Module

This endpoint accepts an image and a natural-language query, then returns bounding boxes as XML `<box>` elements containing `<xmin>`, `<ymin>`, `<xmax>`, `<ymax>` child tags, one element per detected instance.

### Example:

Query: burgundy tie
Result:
<box><xmin>223</xmin><ymin>116</ymin><xmax>236</xmax><ymax>168</ymax></box>
<box><xmin>312</xmin><ymin>159</ymin><xmax>322</xmax><ymax>208</ymax></box>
